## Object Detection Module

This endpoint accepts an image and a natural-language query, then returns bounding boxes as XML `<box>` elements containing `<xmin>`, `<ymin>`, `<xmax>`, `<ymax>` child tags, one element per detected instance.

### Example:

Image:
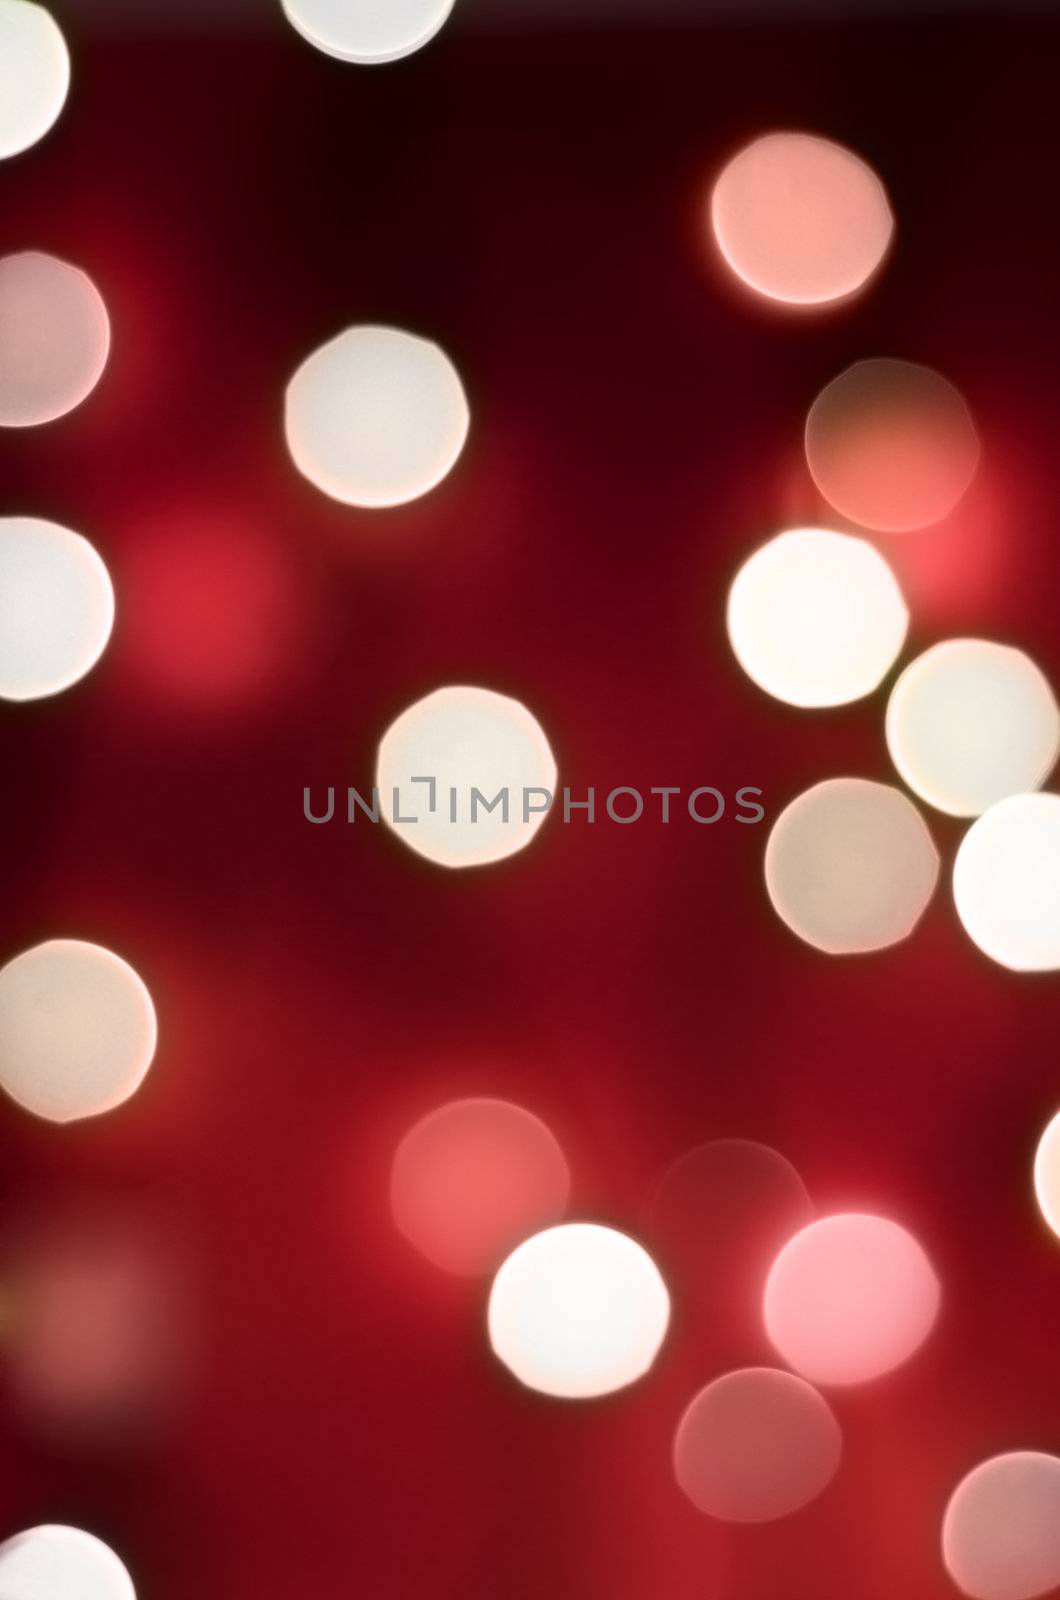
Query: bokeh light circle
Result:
<box><xmin>0</xmin><ymin>1525</ymin><xmax>135</xmax><ymax>1600</ymax></box>
<box><xmin>953</xmin><ymin>793</ymin><xmax>1060</xmax><ymax>972</ymax></box>
<box><xmin>765</xmin><ymin>778</ymin><xmax>939</xmax><ymax>955</ymax></box>
<box><xmin>711</xmin><ymin>132</ymin><xmax>893</xmax><ymax>306</ymax></box>
<box><xmin>764</xmin><ymin>1213</ymin><xmax>940</xmax><ymax>1386</ymax></box>
<box><xmin>943</xmin><ymin>1453</ymin><xmax>1060</xmax><ymax>1600</ymax></box>
<box><xmin>645</xmin><ymin>1139</ymin><xmax>813</xmax><ymax>1315</ymax></box>
<box><xmin>674</xmin><ymin>1367</ymin><xmax>842</xmax><ymax>1522</ymax></box>
<box><xmin>887</xmin><ymin>641</ymin><xmax>1059</xmax><ymax>818</ymax></box>
<box><xmin>281</xmin><ymin>0</ymin><xmax>456</xmax><ymax>64</ymax></box>
<box><xmin>391</xmin><ymin>1098</ymin><xmax>571</xmax><ymax>1276</ymax></box>
<box><xmin>727</xmin><ymin>528</ymin><xmax>907</xmax><ymax>708</ymax></box>
<box><xmin>0</xmin><ymin>517</ymin><xmax>114</xmax><ymax>701</ymax></box>
<box><xmin>0</xmin><ymin>252</ymin><xmax>110</xmax><ymax>426</ymax></box>
<box><xmin>0</xmin><ymin>2</ymin><xmax>70</xmax><ymax>161</ymax></box>
<box><xmin>488</xmin><ymin>1223</ymin><xmax>670</xmax><ymax>1399</ymax></box>
<box><xmin>1034</xmin><ymin>1111</ymin><xmax>1060</xmax><ymax>1241</ymax></box>
<box><xmin>0</xmin><ymin>940</ymin><xmax>157</xmax><ymax>1124</ymax></box>
<box><xmin>377</xmin><ymin>685</ymin><xmax>557</xmax><ymax>869</ymax></box>
<box><xmin>805</xmin><ymin>358</ymin><xmax>980</xmax><ymax>532</ymax></box>
<box><xmin>285</xmin><ymin>325</ymin><xmax>469</xmax><ymax>507</ymax></box>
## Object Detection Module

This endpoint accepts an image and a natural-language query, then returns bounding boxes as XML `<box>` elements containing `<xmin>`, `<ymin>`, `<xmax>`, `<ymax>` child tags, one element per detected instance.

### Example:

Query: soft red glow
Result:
<box><xmin>645</xmin><ymin>1139</ymin><xmax>813</xmax><ymax>1321</ymax></box>
<box><xmin>711</xmin><ymin>132</ymin><xmax>893</xmax><ymax>307</ymax></box>
<box><xmin>390</xmin><ymin>1098</ymin><xmax>571</xmax><ymax>1277</ymax></box>
<box><xmin>806</xmin><ymin>358</ymin><xmax>981</xmax><ymax>532</ymax></box>
<box><xmin>764</xmin><ymin>1213</ymin><xmax>940</xmax><ymax>1386</ymax></box>
<box><xmin>674</xmin><ymin>1367</ymin><xmax>842</xmax><ymax>1523</ymax></box>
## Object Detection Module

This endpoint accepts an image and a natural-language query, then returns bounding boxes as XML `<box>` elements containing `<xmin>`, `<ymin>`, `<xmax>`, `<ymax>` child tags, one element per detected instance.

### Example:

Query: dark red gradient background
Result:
<box><xmin>1</xmin><ymin>7</ymin><xmax>1060</xmax><ymax>1598</ymax></box>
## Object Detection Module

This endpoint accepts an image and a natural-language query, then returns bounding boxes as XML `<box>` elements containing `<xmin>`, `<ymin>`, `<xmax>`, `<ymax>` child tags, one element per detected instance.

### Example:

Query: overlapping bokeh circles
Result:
<box><xmin>674</xmin><ymin>1368</ymin><xmax>842</xmax><ymax>1522</ymax></box>
<box><xmin>727</xmin><ymin>528</ymin><xmax>908</xmax><ymax>708</ymax></box>
<box><xmin>0</xmin><ymin>940</ymin><xmax>157</xmax><ymax>1124</ymax></box>
<box><xmin>764</xmin><ymin>1214</ymin><xmax>940</xmax><ymax>1386</ymax></box>
<box><xmin>805</xmin><ymin>358</ymin><xmax>980</xmax><ymax>532</ymax></box>
<box><xmin>391</xmin><ymin>1098</ymin><xmax>571</xmax><ymax>1276</ymax></box>
<box><xmin>711</xmin><ymin>132</ymin><xmax>893</xmax><ymax>306</ymax></box>
<box><xmin>488</xmin><ymin>1224</ymin><xmax>670</xmax><ymax>1399</ymax></box>
<box><xmin>765</xmin><ymin>778</ymin><xmax>940</xmax><ymax>955</ymax></box>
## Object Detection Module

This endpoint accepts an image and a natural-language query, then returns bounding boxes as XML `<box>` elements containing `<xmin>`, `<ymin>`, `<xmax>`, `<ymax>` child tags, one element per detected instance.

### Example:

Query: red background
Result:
<box><xmin>1</xmin><ymin>7</ymin><xmax>1060</xmax><ymax>1597</ymax></box>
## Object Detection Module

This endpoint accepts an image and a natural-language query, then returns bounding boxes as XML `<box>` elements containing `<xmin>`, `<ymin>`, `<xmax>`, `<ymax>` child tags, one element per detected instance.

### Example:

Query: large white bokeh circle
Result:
<box><xmin>0</xmin><ymin>517</ymin><xmax>114</xmax><ymax>701</ymax></box>
<box><xmin>285</xmin><ymin>325</ymin><xmax>468</xmax><ymax>507</ymax></box>
<box><xmin>377</xmin><ymin>686</ymin><xmax>557</xmax><ymax>869</ymax></box>
<box><xmin>0</xmin><ymin>251</ymin><xmax>111</xmax><ymax>427</ymax></box>
<box><xmin>0</xmin><ymin>2</ymin><xmax>69</xmax><ymax>161</ymax></box>
<box><xmin>0</xmin><ymin>1525</ymin><xmax>136</xmax><ymax>1600</ymax></box>
<box><xmin>886</xmin><ymin>641</ymin><xmax>1059</xmax><ymax>817</ymax></box>
<box><xmin>0</xmin><ymin>940</ymin><xmax>157</xmax><ymax>1124</ymax></box>
<box><xmin>281</xmin><ymin>0</ymin><xmax>456</xmax><ymax>64</ymax></box>
<box><xmin>727</xmin><ymin>528</ymin><xmax>907</xmax><ymax>707</ymax></box>
<box><xmin>488</xmin><ymin>1224</ymin><xmax>670</xmax><ymax>1399</ymax></box>
<box><xmin>953</xmin><ymin>793</ymin><xmax>1060</xmax><ymax>972</ymax></box>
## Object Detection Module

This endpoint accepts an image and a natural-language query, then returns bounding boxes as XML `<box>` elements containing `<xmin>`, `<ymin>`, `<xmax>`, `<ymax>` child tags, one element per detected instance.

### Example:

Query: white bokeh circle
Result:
<box><xmin>281</xmin><ymin>0</ymin><xmax>456</xmax><ymax>64</ymax></box>
<box><xmin>953</xmin><ymin>793</ymin><xmax>1060</xmax><ymax>972</ymax></box>
<box><xmin>0</xmin><ymin>517</ymin><xmax>115</xmax><ymax>701</ymax></box>
<box><xmin>1034</xmin><ymin>1110</ymin><xmax>1060</xmax><ymax>1242</ymax></box>
<box><xmin>0</xmin><ymin>2</ymin><xmax>69</xmax><ymax>161</ymax></box>
<box><xmin>377</xmin><ymin>685</ymin><xmax>557</xmax><ymax>869</ymax></box>
<box><xmin>0</xmin><ymin>1525</ymin><xmax>135</xmax><ymax>1600</ymax></box>
<box><xmin>943</xmin><ymin>1453</ymin><xmax>1060</xmax><ymax>1600</ymax></box>
<box><xmin>764</xmin><ymin>1213</ymin><xmax>940</xmax><ymax>1386</ymax></box>
<box><xmin>0</xmin><ymin>940</ymin><xmax>157</xmax><ymax>1124</ymax></box>
<box><xmin>727</xmin><ymin>528</ymin><xmax>908</xmax><ymax>708</ymax></box>
<box><xmin>488</xmin><ymin>1223</ymin><xmax>670</xmax><ymax>1400</ymax></box>
<box><xmin>285</xmin><ymin>325</ymin><xmax>469</xmax><ymax>507</ymax></box>
<box><xmin>887</xmin><ymin>641</ymin><xmax>1059</xmax><ymax>818</ymax></box>
<box><xmin>0</xmin><ymin>251</ymin><xmax>110</xmax><ymax>427</ymax></box>
<box><xmin>765</xmin><ymin>778</ymin><xmax>939</xmax><ymax>955</ymax></box>
<box><xmin>711</xmin><ymin>132</ymin><xmax>893</xmax><ymax>307</ymax></box>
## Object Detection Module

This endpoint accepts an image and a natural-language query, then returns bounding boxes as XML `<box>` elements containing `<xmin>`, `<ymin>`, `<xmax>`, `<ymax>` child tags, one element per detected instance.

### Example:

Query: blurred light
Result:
<box><xmin>488</xmin><ymin>1223</ymin><xmax>670</xmax><ymax>1399</ymax></box>
<box><xmin>765</xmin><ymin>778</ymin><xmax>939</xmax><ymax>955</ymax></box>
<box><xmin>391</xmin><ymin>1098</ymin><xmax>571</xmax><ymax>1276</ymax></box>
<box><xmin>645</xmin><ymin>1139</ymin><xmax>813</xmax><ymax>1313</ymax></box>
<box><xmin>710</xmin><ymin>132</ymin><xmax>892</xmax><ymax>307</ymax></box>
<box><xmin>281</xmin><ymin>0</ymin><xmax>456</xmax><ymax>63</ymax></box>
<box><xmin>5</xmin><ymin>1219</ymin><xmax>184</xmax><ymax>1438</ymax></box>
<box><xmin>943</xmin><ymin>1453</ymin><xmax>1060</xmax><ymax>1600</ymax></box>
<box><xmin>0</xmin><ymin>517</ymin><xmax>114</xmax><ymax>701</ymax></box>
<box><xmin>727</xmin><ymin>528</ymin><xmax>907</xmax><ymax>708</ymax></box>
<box><xmin>1034</xmin><ymin>1111</ymin><xmax>1060</xmax><ymax>1241</ymax></box>
<box><xmin>0</xmin><ymin>252</ymin><xmax>109</xmax><ymax>427</ymax></box>
<box><xmin>953</xmin><ymin>793</ymin><xmax>1060</xmax><ymax>972</ymax></box>
<box><xmin>0</xmin><ymin>1526</ymin><xmax>135</xmax><ymax>1600</ymax></box>
<box><xmin>285</xmin><ymin>325</ymin><xmax>469</xmax><ymax>508</ymax></box>
<box><xmin>764</xmin><ymin>1213</ymin><xmax>940</xmax><ymax>1386</ymax></box>
<box><xmin>377</xmin><ymin>685</ymin><xmax>557</xmax><ymax>869</ymax></box>
<box><xmin>805</xmin><ymin>358</ymin><xmax>980</xmax><ymax>532</ymax></box>
<box><xmin>673</xmin><ymin>1367</ymin><xmax>841</xmax><ymax>1522</ymax></box>
<box><xmin>887</xmin><ymin>641</ymin><xmax>1059</xmax><ymax>818</ymax></box>
<box><xmin>0</xmin><ymin>940</ymin><xmax>157</xmax><ymax>1124</ymax></box>
<box><xmin>0</xmin><ymin>2</ymin><xmax>69</xmax><ymax>161</ymax></box>
<box><xmin>120</xmin><ymin>512</ymin><xmax>299</xmax><ymax>712</ymax></box>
